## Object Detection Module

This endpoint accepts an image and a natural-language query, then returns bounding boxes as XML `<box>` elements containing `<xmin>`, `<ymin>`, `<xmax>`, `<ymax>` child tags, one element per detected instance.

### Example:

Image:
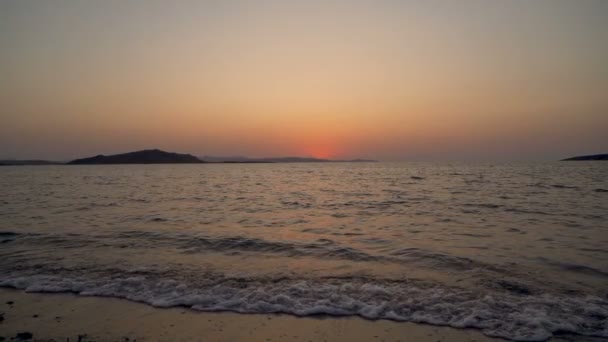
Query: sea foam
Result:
<box><xmin>1</xmin><ymin>274</ymin><xmax>606</xmax><ymax>341</ymax></box>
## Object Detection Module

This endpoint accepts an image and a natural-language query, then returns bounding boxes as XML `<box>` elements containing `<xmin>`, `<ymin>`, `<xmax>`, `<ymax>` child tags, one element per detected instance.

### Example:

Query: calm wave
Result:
<box><xmin>1</xmin><ymin>162</ymin><xmax>607</xmax><ymax>341</ymax></box>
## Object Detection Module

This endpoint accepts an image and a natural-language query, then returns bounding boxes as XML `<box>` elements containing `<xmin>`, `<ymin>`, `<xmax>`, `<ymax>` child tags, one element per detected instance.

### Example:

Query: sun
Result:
<box><xmin>304</xmin><ymin>144</ymin><xmax>339</xmax><ymax>160</ymax></box>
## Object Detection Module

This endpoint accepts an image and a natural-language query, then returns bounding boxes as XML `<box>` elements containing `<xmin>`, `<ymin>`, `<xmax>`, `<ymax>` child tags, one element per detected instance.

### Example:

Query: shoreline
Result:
<box><xmin>0</xmin><ymin>287</ymin><xmax>504</xmax><ymax>342</ymax></box>
<box><xmin>1</xmin><ymin>288</ymin><xmax>601</xmax><ymax>342</ymax></box>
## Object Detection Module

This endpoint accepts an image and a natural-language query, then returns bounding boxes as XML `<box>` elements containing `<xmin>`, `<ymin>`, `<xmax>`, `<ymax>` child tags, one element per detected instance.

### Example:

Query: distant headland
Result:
<box><xmin>68</xmin><ymin>149</ymin><xmax>203</xmax><ymax>164</ymax></box>
<box><xmin>1</xmin><ymin>149</ymin><xmax>377</xmax><ymax>165</ymax></box>
<box><xmin>561</xmin><ymin>153</ymin><xmax>608</xmax><ymax>161</ymax></box>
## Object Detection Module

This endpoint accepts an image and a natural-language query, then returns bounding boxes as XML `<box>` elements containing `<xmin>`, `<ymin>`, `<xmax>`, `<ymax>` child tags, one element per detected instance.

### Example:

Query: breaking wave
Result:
<box><xmin>1</xmin><ymin>274</ymin><xmax>606</xmax><ymax>341</ymax></box>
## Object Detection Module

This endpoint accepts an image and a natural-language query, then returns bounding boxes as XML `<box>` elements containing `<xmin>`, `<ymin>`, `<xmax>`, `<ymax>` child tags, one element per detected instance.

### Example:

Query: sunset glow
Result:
<box><xmin>1</xmin><ymin>0</ymin><xmax>607</xmax><ymax>161</ymax></box>
<box><xmin>302</xmin><ymin>144</ymin><xmax>340</xmax><ymax>160</ymax></box>
<box><xmin>1</xmin><ymin>3</ymin><xmax>607</xmax><ymax>340</ymax></box>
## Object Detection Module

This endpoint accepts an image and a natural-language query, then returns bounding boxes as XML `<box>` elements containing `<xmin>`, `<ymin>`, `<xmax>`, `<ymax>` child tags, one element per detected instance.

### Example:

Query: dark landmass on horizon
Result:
<box><xmin>0</xmin><ymin>149</ymin><xmax>376</xmax><ymax>165</ymax></box>
<box><xmin>68</xmin><ymin>149</ymin><xmax>203</xmax><ymax>164</ymax></box>
<box><xmin>4</xmin><ymin>150</ymin><xmax>608</xmax><ymax>165</ymax></box>
<box><xmin>67</xmin><ymin>149</ymin><xmax>379</xmax><ymax>164</ymax></box>
<box><xmin>1</xmin><ymin>150</ymin><xmax>378</xmax><ymax>165</ymax></box>
<box><xmin>561</xmin><ymin>153</ymin><xmax>608</xmax><ymax>161</ymax></box>
<box><xmin>0</xmin><ymin>160</ymin><xmax>64</xmax><ymax>166</ymax></box>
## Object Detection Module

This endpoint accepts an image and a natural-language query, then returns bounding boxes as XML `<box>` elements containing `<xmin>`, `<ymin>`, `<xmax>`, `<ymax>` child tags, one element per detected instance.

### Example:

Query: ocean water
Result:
<box><xmin>1</xmin><ymin>162</ymin><xmax>607</xmax><ymax>341</ymax></box>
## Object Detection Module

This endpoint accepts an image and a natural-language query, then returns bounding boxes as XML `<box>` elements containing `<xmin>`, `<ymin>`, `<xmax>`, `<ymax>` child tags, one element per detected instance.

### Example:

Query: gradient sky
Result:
<box><xmin>1</xmin><ymin>0</ymin><xmax>607</xmax><ymax>161</ymax></box>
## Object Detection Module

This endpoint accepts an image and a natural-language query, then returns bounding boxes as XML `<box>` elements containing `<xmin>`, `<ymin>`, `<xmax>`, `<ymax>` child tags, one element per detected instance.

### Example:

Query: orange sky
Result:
<box><xmin>1</xmin><ymin>1</ymin><xmax>607</xmax><ymax>160</ymax></box>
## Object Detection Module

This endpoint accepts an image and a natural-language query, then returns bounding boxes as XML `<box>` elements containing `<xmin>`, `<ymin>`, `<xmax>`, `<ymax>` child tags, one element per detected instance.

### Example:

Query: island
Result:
<box><xmin>3</xmin><ymin>150</ymin><xmax>377</xmax><ymax>165</ymax></box>
<box><xmin>561</xmin><ymin>153</ymin><xmax>608</xmax><ymax>161</ymax></box>
<box><xmin>68</xmin><ymin>149</ymin><xmax>204</xmax><ymax>164</ymax></box>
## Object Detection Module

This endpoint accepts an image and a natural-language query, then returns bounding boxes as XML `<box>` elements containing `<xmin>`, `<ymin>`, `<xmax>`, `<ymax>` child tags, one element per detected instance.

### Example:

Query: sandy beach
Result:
<box><xmin>0</xmin><ymin>288</ymin><xmax>505</xmax><ymax>342</ymax></box>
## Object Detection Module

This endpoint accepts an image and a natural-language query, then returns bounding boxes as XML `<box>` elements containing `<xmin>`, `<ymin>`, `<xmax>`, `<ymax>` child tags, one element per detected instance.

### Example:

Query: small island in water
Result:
<box><xmin>561</xmin><ymin>153</ymin><xmax>608</xmax><ymax>161</ymax></box>
<box><xmin>68</xmin><ymin>149</ymin><xmax>204</xmax><ymax>164</ymax></box>
<box><xmin>63</xmin><ymin>149</ymin><xmax>378</xmax><ymax>164</ymax></box>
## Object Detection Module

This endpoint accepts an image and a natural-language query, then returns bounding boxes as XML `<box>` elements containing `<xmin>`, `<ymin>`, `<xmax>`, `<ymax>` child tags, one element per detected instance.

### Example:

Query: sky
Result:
<box><xmin>1</xmin><ymin>0</ymin><xmax>607</xmax><ymax>161</ymax></box>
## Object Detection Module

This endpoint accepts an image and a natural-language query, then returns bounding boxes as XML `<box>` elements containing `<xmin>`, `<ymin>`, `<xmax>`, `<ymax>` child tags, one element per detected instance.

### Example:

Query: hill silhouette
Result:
<box><xmin>561</xmin><ymin>153</ymin><xmax>608</xmax><ymax>161</ymax></box>
<box><xmin>69</xmin><ymin>149</ymin><xmax>204</xmax><ymax>164</ymax></box>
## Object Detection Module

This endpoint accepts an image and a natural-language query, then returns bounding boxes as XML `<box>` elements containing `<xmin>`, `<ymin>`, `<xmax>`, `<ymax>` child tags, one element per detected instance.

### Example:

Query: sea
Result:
<box><xmin>1</xmin><ymin>162</ymin><xmax>607</xmax><ymax>341</ymax></box>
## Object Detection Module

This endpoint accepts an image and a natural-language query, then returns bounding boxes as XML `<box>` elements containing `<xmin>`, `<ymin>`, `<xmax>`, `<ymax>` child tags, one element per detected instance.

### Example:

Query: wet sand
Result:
<box><xmin>0</xmin><ymin>288</ymin><xmax>502</xmax><ymax>342</ymax></box>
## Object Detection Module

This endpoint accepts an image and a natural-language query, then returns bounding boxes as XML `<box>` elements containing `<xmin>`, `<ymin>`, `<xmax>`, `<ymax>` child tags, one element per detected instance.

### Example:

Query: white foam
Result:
<box><xmin>1</xmin><ymin>275</ymin><xmax>606</xmax><ymax>341</ymax></box>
